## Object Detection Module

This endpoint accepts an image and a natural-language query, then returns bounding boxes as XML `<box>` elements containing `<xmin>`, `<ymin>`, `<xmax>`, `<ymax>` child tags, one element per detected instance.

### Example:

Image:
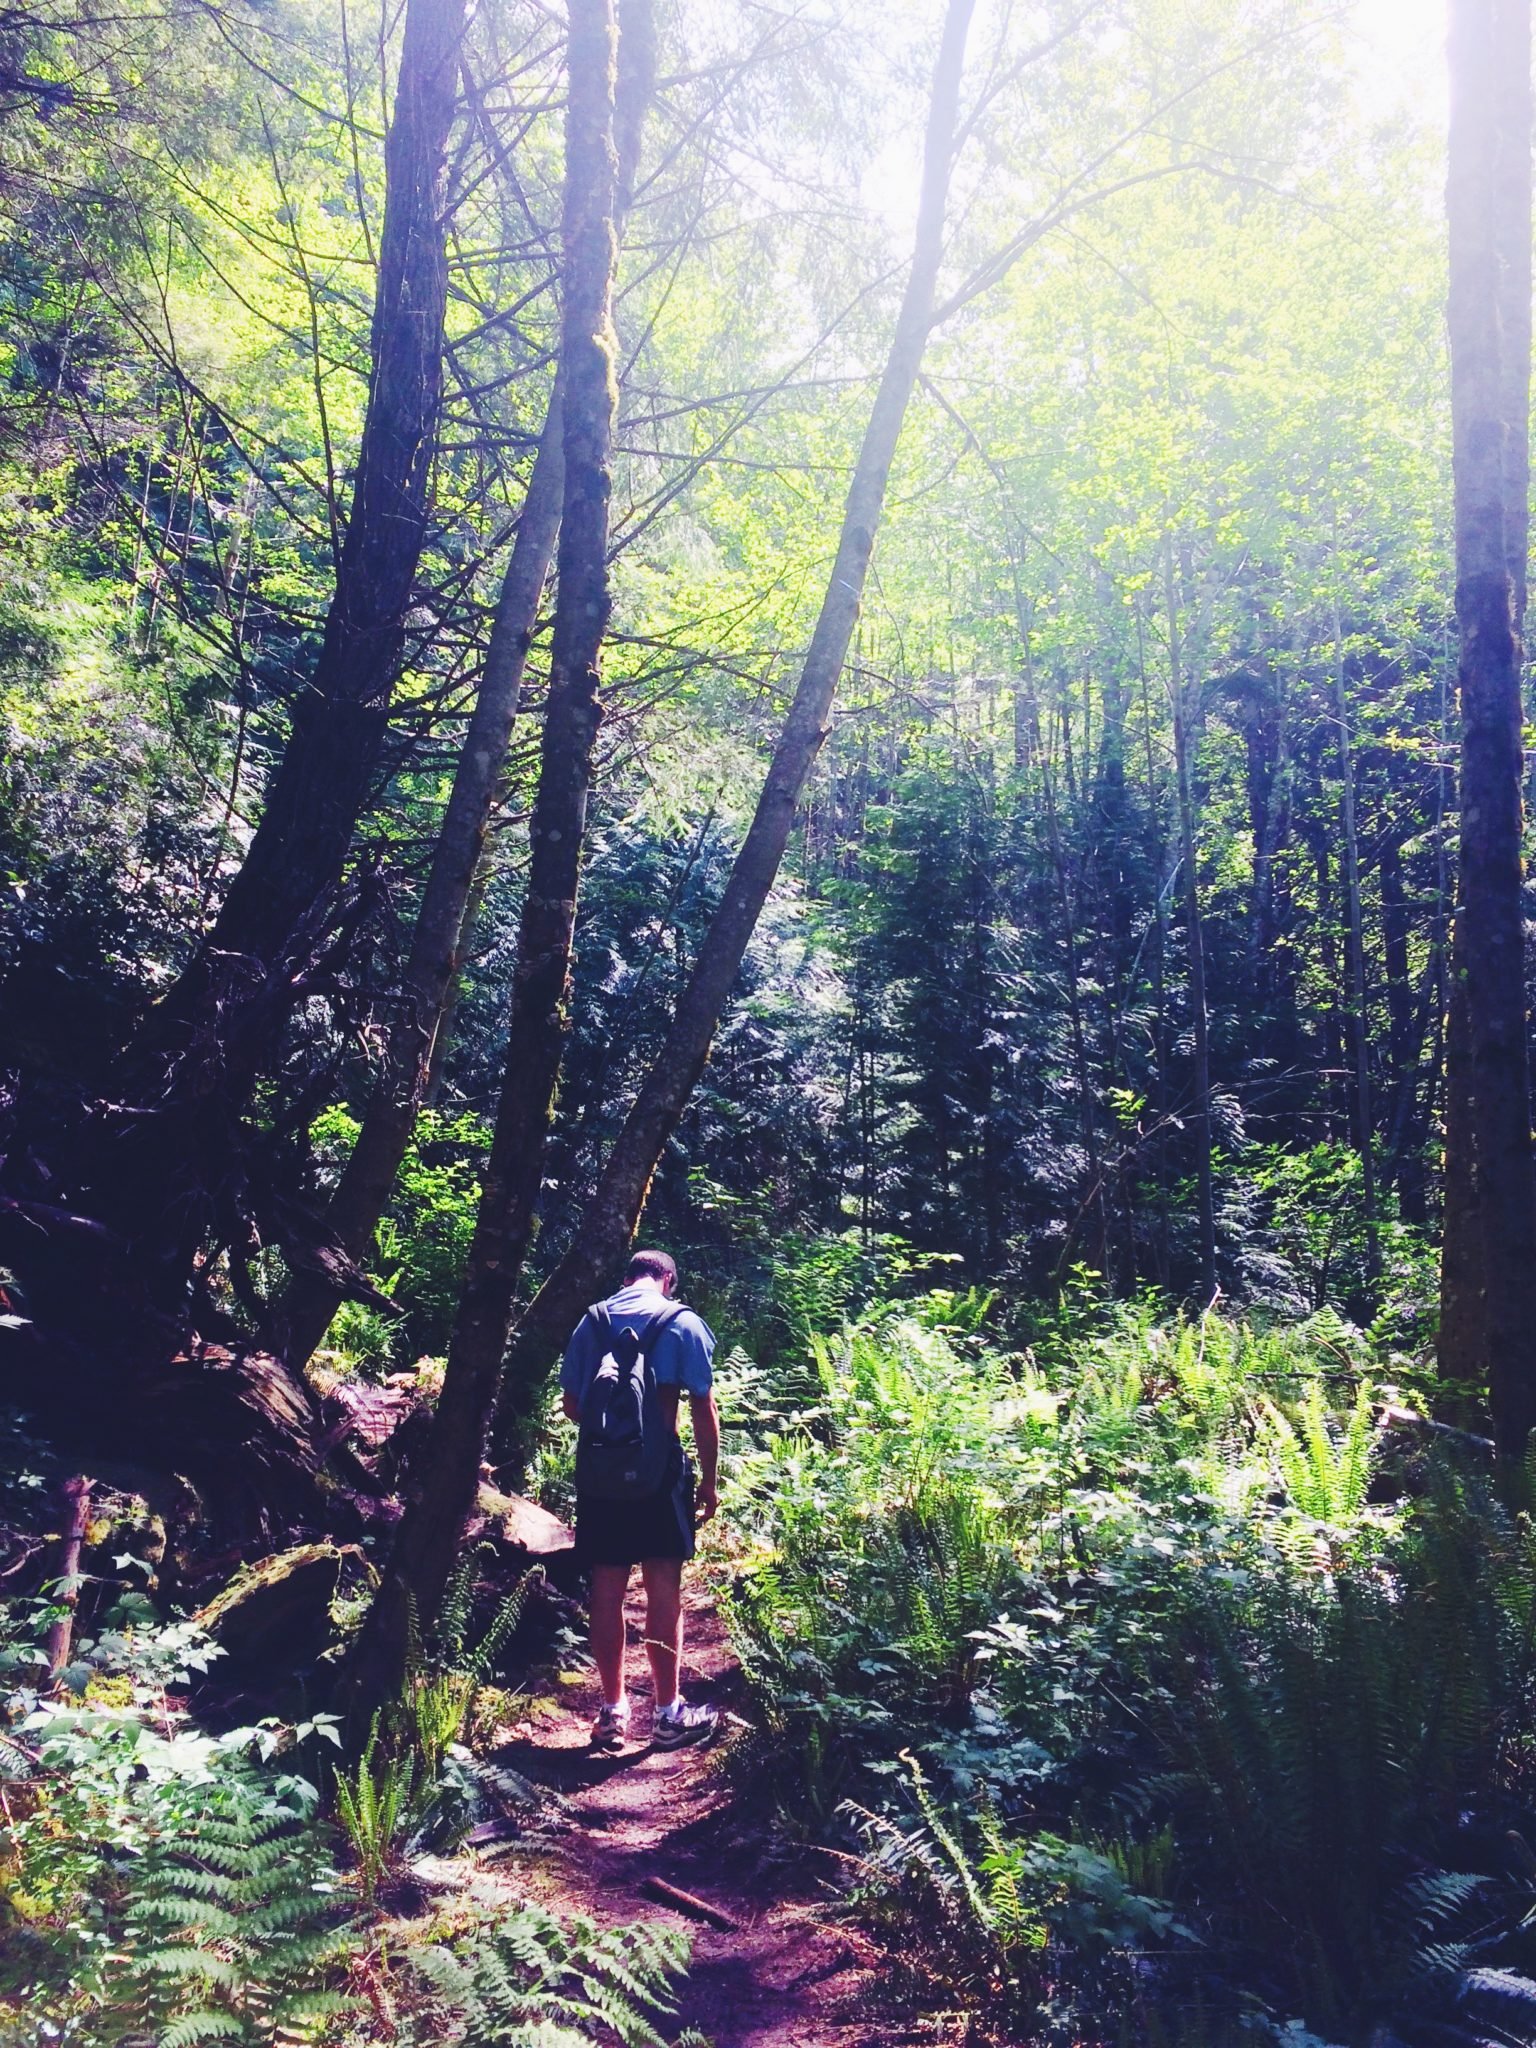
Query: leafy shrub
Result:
<box><xmin>2</xmin><ymin>1697</ymin><xmax>353</xmax><ymax>2045</ymax></box>
<box><xmin>723</xmin><ymin>1305</ymin><xmax>1048</xmax><ymax>1811</ymax></box>
<box><xmin>1</xmin><ymin>1603</ymin><xmax>690</xmax><ymax>2048</ymax></box>
<box><xmin>1132</xmin><ymin>1467</ymin><xmax>1536</xmax><ymax>2041</ymax></box>
<box><xmin>845</xmin><ymin>1756</ymin><xmax>1185</xmax><ymax>2032</ymax></box>
<box><xmin>724</xmin><ymin>1301</ymin><xmax>1536</xmax><ymax>2044</ymax></box>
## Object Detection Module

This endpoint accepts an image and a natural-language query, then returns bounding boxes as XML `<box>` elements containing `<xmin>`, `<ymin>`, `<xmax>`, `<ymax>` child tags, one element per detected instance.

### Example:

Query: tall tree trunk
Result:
<box><xmin>275</xmin><ymin>386</ymin><xmax>566</xmax><ymax>1367</ymax></box>
<box><xmin>1379</xmin><ymin>825</ymin><xmax>1433</xmax><ymax>1224</ymax></box>
<box><xmin>350</xmin><ymin>0</ymin><xmax>634</xmax><ymax>1703</ymax></box>
<box><xmin>1439</xmin><ymin>0</ymin><xmax>1536</xmax><ymax>1466</ymax></box>
<box><xmin>1164</xmin><ymin>534</ymin><xmax>1217</xmax><ymax>1302</ymax></box>
<box><xmin>1135</xmin><ymin>604</ymin><xmax>1174</xmax><ymax>1289</ymax></box>
<box><xmin>98</xmin><ymin>0</ymin><xmax>470</xmax><ymax>1284</ymax></box>
<box><xmin>1331</xmin><ymin>575</ymin><xmax>1381</xmax><ymax>1290</ymax></box>
<box><xmin>490</xmin><ymin>0</ymin><xmax>978</xmax><ymax>1468</ymax></box>
<box><xmin>277</xmin><ymin>0</ymin><xmax>657</xmax><ymax>1370</ymax></box>
<box><xmin>1040</xmin><ymin>737</ymin><xmax>1106</xmax><ymax>1282</ymax></box>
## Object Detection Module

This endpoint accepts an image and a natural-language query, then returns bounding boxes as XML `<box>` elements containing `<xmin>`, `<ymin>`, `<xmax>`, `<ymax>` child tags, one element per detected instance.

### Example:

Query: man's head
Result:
<box><xmin>625</xmin><ymin>1248</ymin><xmax>678</xmax><ymax>1295</ymax></box>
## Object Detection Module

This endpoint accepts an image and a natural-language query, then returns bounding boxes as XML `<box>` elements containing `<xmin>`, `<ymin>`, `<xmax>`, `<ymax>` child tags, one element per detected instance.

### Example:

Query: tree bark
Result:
<box><xmin>349</xmin><ymin>0</ymin><xmax>635</xmax><ymax>1703</ymax></box>
<box><xmin>1379</xmin><ymin>826</ymin><xmax>1434</xmax><ymax>1225</ymax></box>
<box><xmin>490</xmin><ymin>0</ymin><xmax>978</xmax><ymax>1468</ymax></box>
<box><xmin>276</xmin><ymin>0</ymin><xmax>659</xmax><ymax>1372</ymax></box>
<box><xmin>1439</xmin><ymin>0</ymin><xmax>1536</xmax><ymax>1465</ymax></box>
<box><xmin>98</xmin><ymin>0</ymin><xmax>470</xmax><ymax>1278</ymax></box>
<box><xmin>275</xmin><ymin>382</ymin><xmax>566</xmax><ymax>1368</ymax></box>
<box><xmin>45</xmin><ymin>1476</ymin><xmax>91</xmax><ymax>1679</ymax></box>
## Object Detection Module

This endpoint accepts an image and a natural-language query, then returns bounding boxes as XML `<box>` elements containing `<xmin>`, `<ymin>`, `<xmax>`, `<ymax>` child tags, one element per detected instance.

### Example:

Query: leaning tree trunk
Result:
<box><xmin>274</xmin><ymin>385</ymin><xmax>566</xmax><ymax>1367</ymax></box>
<box><xmin>0</xmin><ymin>0</ymin><xmax>470</xmax><ymax>1528</ymax></box>
<box><xmin>277</xmin><ymin>0</ymin><xmax>658</xmax><ymax>1373</ymax></box>
<box><xmin>1439</xmin><ymin>0</ymin><xmax>1536</xmax><ymax>1467</ymax></box>
<box><xmin>348</xmin><ymin>0</ymin><xmax>635</xmax><ymax>1708</ymax></box>
<box><xmin>489</xmin><ymin>0</ymin><xmax>978</xmax><ymax>1470</ymax></box>
<box><xmin>95</xmin><ymin>0</ymin><xmax>470</xmax><ymax>1287</ymax></box>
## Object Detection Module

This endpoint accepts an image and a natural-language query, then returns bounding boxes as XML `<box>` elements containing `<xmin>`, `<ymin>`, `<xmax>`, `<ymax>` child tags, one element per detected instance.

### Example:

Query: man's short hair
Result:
<box><xmin>625</xmin><ymin>1248</ymin><xmax>677</xmax><ymax>1288</ymax></box>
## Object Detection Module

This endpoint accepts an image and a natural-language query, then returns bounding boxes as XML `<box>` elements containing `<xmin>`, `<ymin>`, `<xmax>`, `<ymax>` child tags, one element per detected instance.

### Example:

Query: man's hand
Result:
<box><xmin>689</xmin><ymin>1391</ymin><xmax>720</xmax><ymax>1528</ymax></box>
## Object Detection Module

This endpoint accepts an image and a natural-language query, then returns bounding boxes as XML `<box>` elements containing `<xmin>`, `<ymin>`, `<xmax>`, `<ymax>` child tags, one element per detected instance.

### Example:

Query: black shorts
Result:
<box><xmin>575</xmin><ymin>1446</ymin><xmax>696</xmax><ymax>1568</ymax></box>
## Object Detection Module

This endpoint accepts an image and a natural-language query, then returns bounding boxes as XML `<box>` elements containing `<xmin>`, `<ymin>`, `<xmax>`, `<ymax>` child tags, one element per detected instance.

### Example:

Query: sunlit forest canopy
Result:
<box><xmin>0</xmin><ymin>0</ymin><xmax>1463</xmax><ymax>1330</ymax></box>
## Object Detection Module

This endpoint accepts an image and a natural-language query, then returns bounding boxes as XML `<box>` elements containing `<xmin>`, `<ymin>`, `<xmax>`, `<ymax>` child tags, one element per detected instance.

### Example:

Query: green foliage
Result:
<box><xmin>1255</xmin><ymin>1379</ymin><xmax>1376</xmax><ymax>1535</ymax></box>
<box><xmin>1</xmin><ymin>1606</ymin><xmax>687</xmax><ymax>2047</ymax></box>
<box><xmin>436</xmin><ymin>1554</ymin><xmax>545</xmax><ymax>1688</ymax></box>
<box><xmin>845</xmin><ymin>1756</ymin><xmax>1184</xmax><ymax>2026</ymax></box>
<box><xmin>2</xmin><ymin>1689</ymin><xmax>353</xmax><ymax>2045</ymax></box>
<box><xmin>331</xmin><ymin>1714</ymin><xmax>419</xmax><ymax>1904</ymax></box>
<box><xmin>725</xmin><ymin>1302</ymin><xmax>1536</xmax><ymax>2043</ymax></box>
<box><xmin>406</xmin><ymin>1900</ymin><xmax>690</xmax><ymax>2048</ymax></box>
<box><xmin>107</xmin><ymin>1777</ymin><xmax>355</xmax><ymax>2046</ymax></box>
<box><xmin>333</xmin><ymin>1558</ymin><xmax>545</xmax><ymax>1889</ymax></box>
<box><xmin>1132</xmin><ymin>1467</ymin><xmax>1536</xmax><ymax>2040</ymax></box>
<box><xmin>308</xmin><ymin>1109</ymin><xmax>487</xmax><ymax>1369</ymax></box>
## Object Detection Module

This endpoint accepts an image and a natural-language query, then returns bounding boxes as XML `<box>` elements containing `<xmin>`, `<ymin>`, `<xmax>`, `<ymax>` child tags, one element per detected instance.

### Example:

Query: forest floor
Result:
<box><xmin>454</xmin><ymin>1580</ymin><xmax>945</xmax><ymax>2048</ymax></box>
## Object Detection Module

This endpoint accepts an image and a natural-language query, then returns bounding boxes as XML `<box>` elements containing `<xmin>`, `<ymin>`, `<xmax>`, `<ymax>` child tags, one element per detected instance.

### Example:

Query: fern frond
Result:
<box><xmin>158</xmin><ymin>2013</ymin><xmax>246</xmax><ymax>2048</ymax></box>
<box><xmin>1462</xmin><ymin>1966</ymin><xmax>1536</xmax><ymax>2013</ymax></box>
<box><xmin>469</xmin><ymin>1563</ymin><xmax>545</xmax><ymax>1680</ymax></box>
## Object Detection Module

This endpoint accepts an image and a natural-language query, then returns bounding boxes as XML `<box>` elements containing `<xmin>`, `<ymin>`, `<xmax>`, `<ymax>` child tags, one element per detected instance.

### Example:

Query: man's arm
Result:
<box><xmin>559</xmin><ymin>1307</ymin><xmax>601</xmax><ymax>1424</ymax></box>
<box><xmin>690</xmin><ymin>1391</ymin><xmax>720</xmax><ymax>1523</ymax></box>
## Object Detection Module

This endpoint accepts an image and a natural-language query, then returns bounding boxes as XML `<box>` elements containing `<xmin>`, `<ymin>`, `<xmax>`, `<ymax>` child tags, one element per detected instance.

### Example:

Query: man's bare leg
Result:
<box><xmin>640</xmin><ymin>1556</ymin><xmax>684</xmax><ymax>1709</ymax></box>
<box><xmin>590</xmin><ymin>1563</ymin><xmax>632</xmax><ymax>1706</ymax></box>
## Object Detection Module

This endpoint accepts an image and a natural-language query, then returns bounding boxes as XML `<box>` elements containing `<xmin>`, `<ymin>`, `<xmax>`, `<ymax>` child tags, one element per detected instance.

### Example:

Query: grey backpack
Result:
<box><xmin>574</xmin><ymin>1303</ymin><xmax>686</xmax><ymax>1500</ymax></box>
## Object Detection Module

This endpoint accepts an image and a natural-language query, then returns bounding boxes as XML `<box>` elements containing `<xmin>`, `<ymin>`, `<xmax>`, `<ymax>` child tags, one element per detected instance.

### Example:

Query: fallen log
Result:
<box><xmin>195</xmin><ymin>1541</ymin><xmax>360</xmax><ymax>1673</ymax></box>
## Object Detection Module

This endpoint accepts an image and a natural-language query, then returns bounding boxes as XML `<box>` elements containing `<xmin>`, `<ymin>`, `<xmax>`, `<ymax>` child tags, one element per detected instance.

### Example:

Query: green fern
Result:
<box><xmin>0</xmin><ymin>1729</ymin><xmax>35</xmax><ymax>1781</ymax></box>
<box><xmin>408</xmin><ymin>1896</ymin><xmax>689</xmax><ymax>2047</ymax></box>
<box><xmin>1257</xmin><ymin>1380</ymin><xmax>1378</xmax><ymax>1533</ymax></box>
<box><xmin>107</xmin><ymin>1773</ymin><xmax>356</xmax><ymax>2046</ymax></box>
<box><xmin>456</xmin><ymin>1561</ymin><xmax>546</xmax><ymax>1682</ymax></box>
<box><xmin>841</xmin><ymin>1752</ymin><xmax>1046</xmax><ymax>1998</ymax></box>
<box><xmin>332</xmin><ymin>1714</ymin><xmax>419</xmax><ymax>1900</ymax></box>
<box><xmin>1139</xmin><ymin>1465</ymin><xmax>1536</xmax><ymax>2039</ymax></box>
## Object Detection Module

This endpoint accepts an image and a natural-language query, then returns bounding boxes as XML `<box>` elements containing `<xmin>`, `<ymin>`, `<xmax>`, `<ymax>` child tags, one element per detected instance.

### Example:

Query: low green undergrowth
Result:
<box><xmin>722</xmin><ymin>1298</ymin><xmax>1536</xmax><ymax>2046</ymax></box>
<box><xmin>0</xmin><ymin>1606</ymin><xmax>688</xmax><ymax>2047</ymax></box>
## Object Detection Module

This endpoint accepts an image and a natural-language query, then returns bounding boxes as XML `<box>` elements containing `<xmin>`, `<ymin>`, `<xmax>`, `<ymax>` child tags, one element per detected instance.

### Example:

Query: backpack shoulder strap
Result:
<box><xmin>638</xmin><ymin>1303</ymin><xmax>687</xmax><ymax>1346</ymax></box>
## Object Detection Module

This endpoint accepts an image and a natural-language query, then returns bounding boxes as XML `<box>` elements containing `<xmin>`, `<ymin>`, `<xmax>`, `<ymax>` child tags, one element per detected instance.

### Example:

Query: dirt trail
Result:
<box><xmin>486</xmin><ymin>1583</ymin><xmax>928</xmax><ymax>2048</ymax></box>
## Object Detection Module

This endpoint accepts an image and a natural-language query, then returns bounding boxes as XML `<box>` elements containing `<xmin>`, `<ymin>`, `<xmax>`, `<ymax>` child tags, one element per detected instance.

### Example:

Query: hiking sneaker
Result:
<box><xmin>653</xmin><ymin>1701</ymin><xmax>719</xmax><ymax>1750</ymax></box>
<box><xmin>590</xmin><ymin>1700</ymin><xmax>631</xmax><ymax>1751</ymax></box>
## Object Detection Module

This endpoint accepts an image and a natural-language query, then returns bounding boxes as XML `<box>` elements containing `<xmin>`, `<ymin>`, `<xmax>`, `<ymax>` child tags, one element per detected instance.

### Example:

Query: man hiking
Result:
<box><xmin>560</xmin><ymin>1248</ymin><xmax>721</xmax><ymax>1751</ymax></box>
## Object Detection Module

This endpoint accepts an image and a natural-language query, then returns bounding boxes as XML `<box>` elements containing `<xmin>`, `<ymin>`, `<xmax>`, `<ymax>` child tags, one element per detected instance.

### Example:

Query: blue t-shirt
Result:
<box><xmin>559</xmin><ymin>1282</ymin><xmax>716</xmax><ymax>1408</ymax></box>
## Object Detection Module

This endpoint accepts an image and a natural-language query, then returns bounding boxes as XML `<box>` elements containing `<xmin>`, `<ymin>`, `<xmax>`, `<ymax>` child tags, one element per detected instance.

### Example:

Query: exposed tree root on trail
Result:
<box><xmin>481</xmin><ymin>1583</ymin><xmax>941</xmax><ymax>2048</ymax></box>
